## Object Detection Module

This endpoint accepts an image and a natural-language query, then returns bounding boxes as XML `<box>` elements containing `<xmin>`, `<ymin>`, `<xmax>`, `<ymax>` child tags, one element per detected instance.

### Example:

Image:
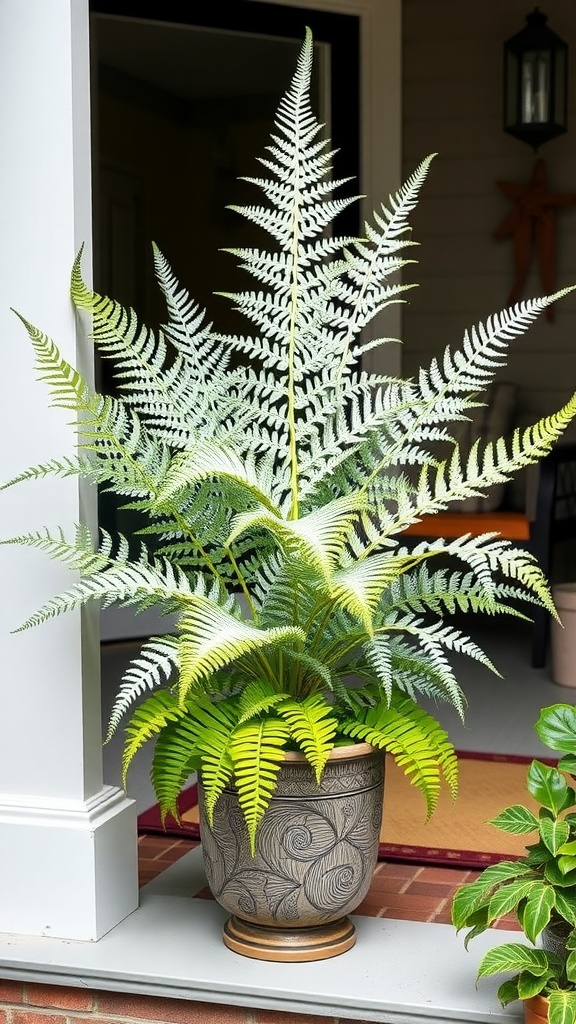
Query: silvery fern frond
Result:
<box><xmin>105</xmin><ymin>636</ymin><xmax>179</xmax><ymax>740</ymax></box>
<box><xmin>5</xmin><ymin>28</ymin><xmax>576</xmax><ymax>843</ymax></box>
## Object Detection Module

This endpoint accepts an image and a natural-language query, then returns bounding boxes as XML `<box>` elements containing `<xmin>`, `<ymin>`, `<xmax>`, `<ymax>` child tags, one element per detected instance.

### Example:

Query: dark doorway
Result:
<box><xmin>90</xmin><ymin>0</ymin><xmax>360</xmax><ymax>321</ymax></box>
<box><xmin>89</xmin><ymin>1</ymin><xmax>361</xmax><ymax>635</ymax></box>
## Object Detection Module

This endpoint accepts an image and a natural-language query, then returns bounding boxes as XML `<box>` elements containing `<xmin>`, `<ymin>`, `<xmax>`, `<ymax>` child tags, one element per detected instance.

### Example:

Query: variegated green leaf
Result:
<box><xmin>540</xmin><ymin>816</ymin><xmax>571</xmax><ymax>856</ymax></box>
<box><xmin>487</xmin><ymin>880</ymin><xmax>537</xmax><ymax>923</ymax></box>
<box><xmin>489</xmin><ymin>804</ymin><xmax>539</xmax><ymax>835</ymax></box>
<box><xmin>519</xmin><ymin>882</ymin><xmax>556</xmax><ymax>943</ymax></box>
<box><xmin>517</xmin><ymin>971</ymin><xmax>553</xmax><ymax>1001</ymax></box>
<box><xmin>549</xmin><ymin>991</ymin><xmax>576</xmax><ymax>1024</ymax></box>
<box><xmin>478</xmin><ymin>944</ymin><xmax>553</xmax><ymax>979</ymax></box>
<box><xmin>553</xmin><ymin>889</ymin><xmax>576</xmax><ymax>927</ymax></box>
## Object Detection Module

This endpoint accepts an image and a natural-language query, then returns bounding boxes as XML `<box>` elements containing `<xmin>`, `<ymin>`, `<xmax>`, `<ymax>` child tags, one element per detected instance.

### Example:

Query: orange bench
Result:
<box><xmin>403</xmin><ymin>510</ymin><xmax>530</xmax><ymax>541</ymax></box>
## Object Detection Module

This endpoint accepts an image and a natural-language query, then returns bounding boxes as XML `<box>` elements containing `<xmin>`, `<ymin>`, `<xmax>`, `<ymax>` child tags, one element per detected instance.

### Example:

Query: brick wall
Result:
<box><xmin>0</xmin><ymin>981</ymin><xmax>375</xmax><ymax>1024</ymax></box>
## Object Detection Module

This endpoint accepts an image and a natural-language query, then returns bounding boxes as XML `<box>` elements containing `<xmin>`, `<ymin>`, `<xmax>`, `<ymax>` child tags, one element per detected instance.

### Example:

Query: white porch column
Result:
<box><xmin>0</xmin><ymin>0</ymin><xmax>138</xmax><ymax>939</ymax></box>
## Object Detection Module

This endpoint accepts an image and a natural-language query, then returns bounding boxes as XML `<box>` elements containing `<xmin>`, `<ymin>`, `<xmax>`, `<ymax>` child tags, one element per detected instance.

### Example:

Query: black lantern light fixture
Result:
<box><xmin>503</xmin><ymin>7</ymin><xmax>568</xmax><ymax>150</ymax></box>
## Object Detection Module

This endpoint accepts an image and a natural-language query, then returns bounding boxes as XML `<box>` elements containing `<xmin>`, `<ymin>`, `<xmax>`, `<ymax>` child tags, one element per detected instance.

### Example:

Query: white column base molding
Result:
<box><xmin>0</xmin><ymin>786</ymin><xmax>138</xmax><ymax>940</ymax></box>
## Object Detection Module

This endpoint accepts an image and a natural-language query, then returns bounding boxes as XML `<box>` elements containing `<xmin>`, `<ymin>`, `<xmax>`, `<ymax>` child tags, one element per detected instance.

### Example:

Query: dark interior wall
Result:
<box><xmin>91</xmin><ymin>1</ymin><xmax>360</xmax><ymax>334</ymax></box>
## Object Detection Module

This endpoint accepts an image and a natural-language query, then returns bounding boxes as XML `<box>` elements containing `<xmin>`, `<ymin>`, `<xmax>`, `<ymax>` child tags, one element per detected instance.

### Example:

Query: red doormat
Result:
<box><xmin>137</xmin><ymin>751</ymin><xmax>547</xmax><ymax>869</ymax></box>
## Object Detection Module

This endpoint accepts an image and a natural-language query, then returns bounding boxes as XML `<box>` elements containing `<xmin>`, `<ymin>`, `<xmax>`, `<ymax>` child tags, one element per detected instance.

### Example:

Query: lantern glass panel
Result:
<box><xmin>521</xmin><ymin>50</ymin><xmax>550</xmax><ymax>123</ymax></box>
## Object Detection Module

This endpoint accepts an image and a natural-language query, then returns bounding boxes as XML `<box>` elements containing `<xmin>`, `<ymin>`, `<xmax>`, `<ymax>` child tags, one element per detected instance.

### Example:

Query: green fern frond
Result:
<box><xmin>278</xmin><ymin>695</ymin><xmax>338</xmax><ymax>781</ymax></box>
<box><xmin>384</xmin><ymin>564</ymin><xmax>491</xmax><ymax>617</ymax></box>
<box><xmin>0</xmin><ymin>524</ymin><xmax>107</xmax><ymax>574</ymax></box>
<box><xmin>279</xmin><ymin>649</ymin><xmax>334</xmax><ymax>694</ymax></box>
<box><xmin>122</xmin><ymin>690</ymin><xmax>184</xmax><ymax>786</ymax></box>
<box><xmin>343</xmin><ymin>153</ymin><xmax>436</xmax><ymax>362</ymax></box>
<box><xmin>151</xmin><ymin>695</ymin><xmax>239</xmax><ymax>823</ymax></box>
<box><xmin>13</xmin><ymin>310</ymin><xmax>91</xmax><ymax>412</ymax></box>
<box><xmin>151</xmin><ymin>715</ymin><xmax>202</xmax><ymax>823</ymax></box>
<box><xmin>72</xmin><ymin>252</ymin><xmax>199</xmax><ymax>437</ymax></box>
<box><xmin>340</xmin><ymin>695</ymin><xmax>458</xmax><ymax>816</ymax></box>
<box><xmin>230</xmin><ymin>718</ymin><xmax>291</xmax><ymax>854</ymax></box>
<box><xmin>152</xmin><ymin>244</ymin><xmax>221</xmax><ymax>366</ymax></box>
<box><xmin>416</xmin><ymin>392</ymin><xmax>576</xmax><ymax>518</ymax></box>
<box><xmin>425</xmin><ymin>534</ymin><xmax>557</xmax><ymax>616</ymax></box>
<box><xmin>15</xmin><ymin>310</ymin><xmax>170</xmax><ymax>500</ymax></box>
<box><xmin>10</xmin><ymin>533</ymin><xmax>196</xmax><ymax>630</ymax></box>
<box><xmin>360</xmin><ymin>629</ymin><xmax>470</xmax><ymax>712</ymax></box>
<box><xmin>236</xmin><ymin>679</ymin><xmax>287</xmax><ymax>724</ymax></box>
<box><xmin>227</xmin><ymin>492</ymin><xmax>367</xmax><ymax>580</ymax></box>
<box><xmin>185</xmin><ymin>696</ymin><xmax>239</xmax><ymax>820</ymax></box>
<box><xmin>385</xmin><ymin>619</ymin><xmax>470</xmax><ymax>717</ymax></box>
<box><xmin>361</xmin><ymin>634</ymin><xmax>394</xmax><ymax>703</ymax></box>
<box><xmin>156</xmin><ymin>441</ymin><xmax>279</xmax><ymax>514</ymax></box>
<box><xmin>176</xmin><ymin>598</ymin><xmax>305</xmax><ymax>701</ymax></box>
<box><xmin>0</xmin><ymin>455</ymin><xmax>97</xmax><ymax>491</ymax></box>
<box><xmin>329</xmin><ymin>551</ymin><xmax>417</xmax><ymax>634</ymax></box>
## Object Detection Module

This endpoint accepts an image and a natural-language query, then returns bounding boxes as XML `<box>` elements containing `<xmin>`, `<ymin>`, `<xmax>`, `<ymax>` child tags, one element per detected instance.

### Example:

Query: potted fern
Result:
<box><xmin>452</xmin><ymin>705</ymin><xmax>576</xmax><ymax>1024</ymax></box>
<box><xmin>2</xmin><ymin>31</ymin><xmax>576</xmax><ymax>961</ymax></box>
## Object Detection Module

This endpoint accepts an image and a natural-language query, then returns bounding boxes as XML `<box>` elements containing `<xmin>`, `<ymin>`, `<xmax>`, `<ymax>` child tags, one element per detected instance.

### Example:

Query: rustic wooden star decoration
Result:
<box><xmin>493</xmin><ymin>158</ymin><xmax>576</xmax><ymax>322</ymax></box>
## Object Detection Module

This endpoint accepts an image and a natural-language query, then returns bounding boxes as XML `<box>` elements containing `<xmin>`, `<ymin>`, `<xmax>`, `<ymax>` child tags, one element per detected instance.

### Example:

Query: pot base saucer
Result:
<box><xmin>222</xmin><ymin>914</ymin><xmax>356</xmax><ymax>962</ymax></box>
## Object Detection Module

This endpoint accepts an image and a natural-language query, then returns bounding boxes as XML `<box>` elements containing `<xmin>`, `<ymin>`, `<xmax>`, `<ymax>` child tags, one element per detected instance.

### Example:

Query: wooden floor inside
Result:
<box><xmin>137</xmin><ymin>834</ymin><xmax>521</xmax><ymax>931</ymax></box>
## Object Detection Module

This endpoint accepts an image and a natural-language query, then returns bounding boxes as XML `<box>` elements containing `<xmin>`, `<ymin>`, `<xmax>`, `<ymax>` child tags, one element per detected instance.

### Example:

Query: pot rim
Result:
<box><xmin>524</xmin><ymin>994</ymin><xmax>549</xmax><ymax>1010</ymax></box>
<box><xmin>281</xmin><ymin>741</ymin><xmax>379</xmax><ymax>762</ymax></box>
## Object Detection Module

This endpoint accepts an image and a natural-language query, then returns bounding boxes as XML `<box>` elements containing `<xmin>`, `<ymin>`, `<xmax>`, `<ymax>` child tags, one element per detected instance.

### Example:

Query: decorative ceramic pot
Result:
<box><xmin>197</xmin><ymin>742</ymin><xmax>385</xmax><ymax>962</ymax></box>
<box><xmin>524</xmin><ymin>995</ymin><xmax>549</xmax><ymax>1024</ymax></box>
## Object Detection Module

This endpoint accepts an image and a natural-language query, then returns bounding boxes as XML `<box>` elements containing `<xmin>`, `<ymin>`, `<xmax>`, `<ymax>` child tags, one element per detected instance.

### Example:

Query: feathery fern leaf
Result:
<box><xmin>106</xmin><ymin>635</ymin><xmax>179</xmax><ymax>740</ymax></box>
<box><xmin>278</xmin><ymin>695</ymin><xmax>338</xmax><ymax>780</ymax></box>
<box><xmin>150</xmin><ymin>714</ymin><xmax>203</xmax><ymax>824</ymax></box>
<box><xmin>6</xmin><ymin>27</ymin><xmax>576</xmax><ymax>852</ymax></box>
<box><xmin>227</xmin><ymin>491</ymin><xmax>367</xmax><ymax>581</ymax></box>
<box><xmin>230</xmin><ymin>718</ymin><xmax>291</xmax><ymax>854</ymax></box>
<box><xmin>176</xmin><ymin>598</ymin><xmax>305</xmax><ymax>701</ymax></box>
<box><xmin>340</xmin><ymin>696</ymin><xmax>458</xmax><ymax>816</ymax></box>
<box><xmin>122</xmin><ymin>690</ymin><xmax>185</xmax><ymax>786</ymax></box>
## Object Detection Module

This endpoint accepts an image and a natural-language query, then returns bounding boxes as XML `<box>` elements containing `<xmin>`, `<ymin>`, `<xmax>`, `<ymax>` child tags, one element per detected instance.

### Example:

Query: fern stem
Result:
<box><xmin>169</xmin><ymin>505</ymin><xmax>228</xmax><ymax>590</ymax></box>
<box><xmin>318</xmin><ymin>633</ymin><xmax>366</xmax><ymax>669</ymax></box>
<box><xmin>224</xmin><ymin>546</ymin><xmax>256</xmax><ymax>618</ymax></box>
<box><xmin>285</xmin><ymin>134</ymin><xmax>304</xmax><ymax>521</ymax></box>
<box><xmin>239</xmin><ymin>650</ymin><xmax>281</xmax><ymax>689</ymax></box>
<box><xmin>305</xmin><ymin>599</ymin><xmax>338</xmax><ymax>657</ymax></box>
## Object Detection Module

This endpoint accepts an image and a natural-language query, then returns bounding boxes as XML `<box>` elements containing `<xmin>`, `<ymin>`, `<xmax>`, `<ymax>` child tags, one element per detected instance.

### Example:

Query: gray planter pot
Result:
<box><xmin>198</xmin><ymin>742</ymin><xmax>385</xmax><ymax>961</ymax></box>
<box><xmin>542</xmin><ymin>919</ymin><xmax>571</xmax><ymax>962</ymax></box>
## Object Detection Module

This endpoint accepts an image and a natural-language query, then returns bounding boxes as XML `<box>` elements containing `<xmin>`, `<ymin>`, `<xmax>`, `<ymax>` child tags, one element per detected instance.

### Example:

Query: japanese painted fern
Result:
<box><xmin>3</xmin><ymin>30</ymin><xmax>576</xmax><ymax>853</ymax></box>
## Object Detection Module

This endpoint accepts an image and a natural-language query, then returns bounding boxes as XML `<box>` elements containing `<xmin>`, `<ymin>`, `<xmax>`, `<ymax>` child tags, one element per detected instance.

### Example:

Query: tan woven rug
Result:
<box><xmin>138</xmin><ymin>751</ymin><xmax>545</xmax><ymax>868</ymax></box>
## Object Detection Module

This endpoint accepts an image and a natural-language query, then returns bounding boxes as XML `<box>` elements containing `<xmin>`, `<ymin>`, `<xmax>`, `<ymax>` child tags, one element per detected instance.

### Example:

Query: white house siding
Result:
<box><xmin>401</xmin><ymin>0</ymin><xmax>576</xmax><ymax>446</ymax></box>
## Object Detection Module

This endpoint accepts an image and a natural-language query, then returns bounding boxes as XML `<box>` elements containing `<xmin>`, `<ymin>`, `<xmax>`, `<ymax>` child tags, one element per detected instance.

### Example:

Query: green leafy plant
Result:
<box><xmin>2</xmin><ymin>32</ymin><xmax>576</xmax><ymax>854</ymax></box>
<box><xmin>452</xmin><ymin>705</ymin><xmax>576</xmax><ymax>1024</ymax></box>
